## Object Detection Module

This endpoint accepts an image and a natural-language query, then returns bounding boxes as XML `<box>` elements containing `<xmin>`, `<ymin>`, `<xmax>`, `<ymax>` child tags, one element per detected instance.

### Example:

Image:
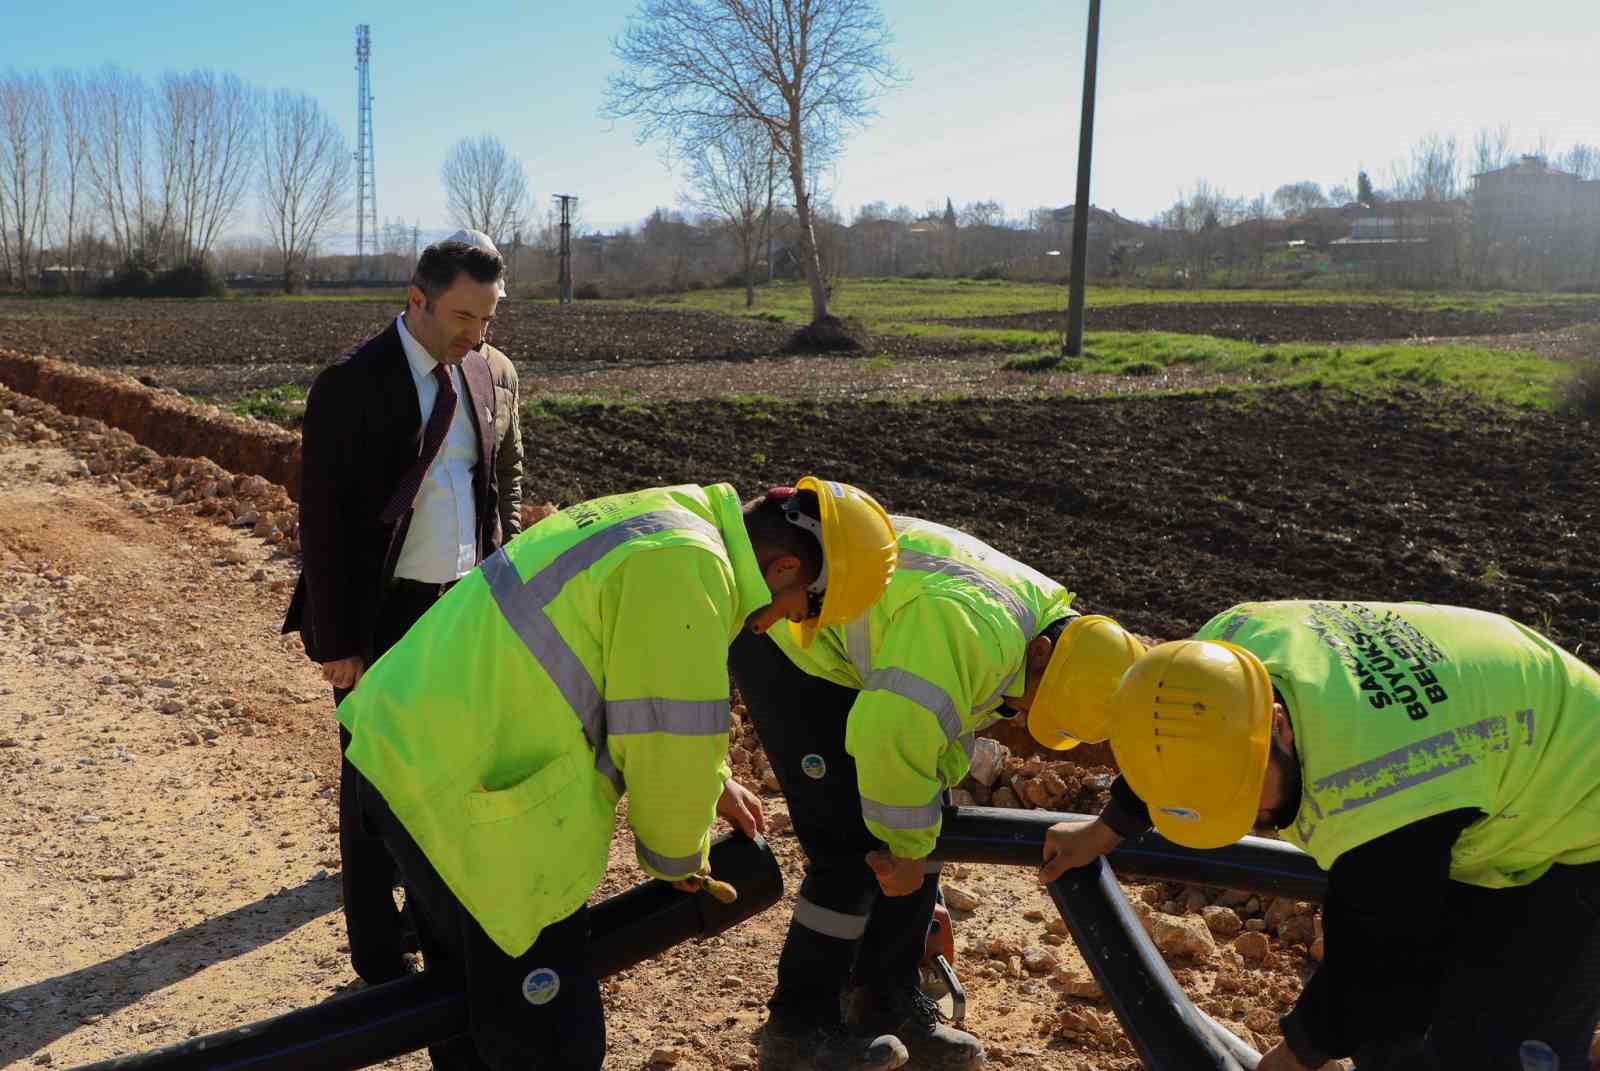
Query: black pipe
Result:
<box><xmin>1048</xmin><ymin>858</ymin><xmax>1247</xmax><ymax>1070</ymax></box>
<box><xmin>72</xmin><ymin>833</ymin><xmax>782</xmax><ymax>1071</ymax></box>
<box><xmin>934</xmin><ymin>806</ymin><xmax>1328</xmax><ymax>902</ymax></box>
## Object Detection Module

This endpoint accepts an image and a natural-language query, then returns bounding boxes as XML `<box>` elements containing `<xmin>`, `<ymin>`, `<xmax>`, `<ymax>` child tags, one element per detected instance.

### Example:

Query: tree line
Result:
<box><xmin>0</xmin><ymin>67</ymin><xmax>357</xmax><ymax>293</ymax></box>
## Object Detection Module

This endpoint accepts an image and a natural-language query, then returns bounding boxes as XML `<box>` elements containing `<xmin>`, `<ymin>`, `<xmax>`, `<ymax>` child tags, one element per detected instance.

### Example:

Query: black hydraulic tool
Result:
<box><xmin>69</xmin><ymin>832</ymin><xmax>782</xmax><ymax>1071</ymax></box>
<box><xmin>934</xmin><ymin>806</ymin><xmax>1328</xmax><ymax>1071</ymax></box>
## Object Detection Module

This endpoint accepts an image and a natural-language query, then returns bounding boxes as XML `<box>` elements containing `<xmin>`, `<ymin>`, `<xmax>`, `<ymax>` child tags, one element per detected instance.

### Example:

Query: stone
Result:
<box><xmin>1245</xmin><ymin>919</ymin><xmax>1267</xmax><ymax>932</ymax></box>
<box><xmin>1040</xmin><ymin>769</ymin><xmax>1069</xmax><ymax>798</ymax></box>
<box><xmin>1263</xmin><ymin>897</ymin><xmax>1303</xmax><ymax>932</ymax></box>
<box><xmin>1182</xmin><ymin>888</ymin><xmax>1210</xmax><ymax>913</ymax></box>
<box><xmin>968</xmin><ymin>736</ymin><xmax>1008</xmax><ymax>787</ymax></box>
<box><xmin>1278</xmin><ymin>915</ymin><xmax>1317</xmax><ymax>948</ymax></box>
<box><xmin>1150</xmin><ymin>913</ymin><xmax>1216</xmax><ymax>960</ymax></box>
<box><xmin>1045</xmin><ymin>917</ymin><xmax>1068</xmax><ymax>936</ymax></box>
<box><xmin>1052</xmin><ymin>966</ymin><xmax>1104</xmax><ymax>999</ymax></box>
<box><xmin>1022</xmin><ymin>945</ymin><xmax>1058</xmax><ymax>973</ymax></box>
<box><xmin>1022</xmin><ymin>908</ymin><xmax>1046</xmax><ymax>922</ymax></box>
<box><xmin>1309</xmin><ymin>936</ymin><xmax>1324</xmax><ymax>962</ymax></box>
<box><xmin>991</xmin><ymin>787</ymin><xmax>1021</xmax><ymax>809</ymax></box>
<box><xmin>1201</xmin><ymin>905</ymin><xmax>1244</xmax><ymax>938</ymax></box>
<box><xmin>760</xmin><ymin>768</ymin><xmax>780</xmax><ymax>791</ymax></box>
<box><xmin>1215</xmin><ymin>888</ymin><xmax>1252</xmax><ymax>908</ymax></box>
<box><xmin>943</xmin><ymin>884</ymin><xmax>982</xmax><ymax>912</ymax></box>
<box><xmin>948</xmin><ymin>788</ymin><xmax>975</xmax><ymax>806</ymax></box>
<box><xmin>1041</xmin><ymin>933</ymin><xmax>1066</xmax><ymax>946</ymax></box>
<box><xmin>1234</xmin><ymin>931</ymin><xmax>1270</xmax><ymax>962</ymax></box>
<box><xmin>648</xmin><ymin>1048</ymin><xmax>682</xmax><ymax>1066</ymax></box>
<box><xmin>1021</xmin><ymin>777</ymin><xmax>1053</xmax><ymax>808</ymax></box>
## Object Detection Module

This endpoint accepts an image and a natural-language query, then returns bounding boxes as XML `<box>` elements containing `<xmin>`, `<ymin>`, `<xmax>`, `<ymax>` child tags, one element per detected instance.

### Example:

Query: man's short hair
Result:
<box><xmin>742</xmin><ymin>488</ymin><xmax>824</xmax><ymax>584</ymax></box>
<box><xmin>411</xmin><ymin>240</ymin><xmax>504</xmax><ymax>304</ymax></box>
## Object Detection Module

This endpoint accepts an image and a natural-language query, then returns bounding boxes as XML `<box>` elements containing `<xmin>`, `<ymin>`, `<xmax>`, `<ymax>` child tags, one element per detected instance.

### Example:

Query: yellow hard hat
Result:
<box><xmin>1108</xmin><ymin>639</ymin><xmax>1274</xmax><ymax>849</ymax></box>
<box><xmin>785</xmin><ymin>476</ymin><xmax>897</xmax><ymax>648</ymax></box>
<box><xmin>1026</xmin><ymin>615</ymin><xmax>1145</xmax><ymax>750</ymax></box>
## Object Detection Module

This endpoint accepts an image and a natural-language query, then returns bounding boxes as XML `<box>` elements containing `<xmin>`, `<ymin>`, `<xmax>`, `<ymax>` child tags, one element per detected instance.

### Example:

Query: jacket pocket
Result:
<box><xmin>464</xmin><ymin>752</ymin><xmax>580</xmax><ymax>825</ymax></box>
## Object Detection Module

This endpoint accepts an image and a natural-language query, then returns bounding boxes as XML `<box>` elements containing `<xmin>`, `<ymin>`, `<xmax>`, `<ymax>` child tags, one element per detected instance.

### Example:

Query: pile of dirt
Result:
<box><xmin>937</xmin><ymin>299</ymin><xmax>1600</xmax><ymax>344</ymax></box>
<box><xmin>0</xmin><ymin>349</ymin><xmax>302</xmax><ymax>498</ymax></box>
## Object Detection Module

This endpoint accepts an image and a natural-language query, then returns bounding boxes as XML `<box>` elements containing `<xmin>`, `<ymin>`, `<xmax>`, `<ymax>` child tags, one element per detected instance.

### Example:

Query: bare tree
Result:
<box><xmin>84</xmin><ymin>66</ymin><xmax>163</xmax><ymax>266</ymax></box>
<box><xmin>52</xmin><ymin>70</ymin><xmax>93</xmax><ymax>284</ymax></box>
<box><xmin>441</xmin><ymin>134</ymin><xmax>531</xmax><ymax>248</ymax></box>
<box><xmin>1394</xmin><ymin>133</ymin><xmax>1461</xmax><ymax>201</ymax></box>
<box><xmin>260</xmin><ymin>90</ymin><xmax>350</xmax><ymax>292</ymax></box>
<box><xmin>1270</xmin><ymin>181</ymin><xmax>1327</xmax><ymax>219</ymax></box>
<box><xmin>157</xmin><ymin>70</ymin><xmax>257</xmax><ymax>266</ymax></box>
<box><xmin>605</xmin><ymin>0</ymin><xmax>902</xmax><ymax>328</ymax></box>
<box><xmin>0</xmin><ymin>71</ymin><xmax>52</xmax><ymax>288</ymax></box>
<box><xmin>957</xmin><ymin>200</ymin><xmax>1005</xmax><ymax>228</ymax></box>
<box><xmin>679</xmin><ymin>120</ymin><xmax>775</xmax><ymax>306</ymax></box>
<box><xmin>1471</xmin><ymin>125</ymin><xmax>1515</xmax><ymax>180</ymax></box>
<box><xmin>1557</xmin><ymin>143</ymin><xmax>1600</xmax><ymax>181</ymax></box>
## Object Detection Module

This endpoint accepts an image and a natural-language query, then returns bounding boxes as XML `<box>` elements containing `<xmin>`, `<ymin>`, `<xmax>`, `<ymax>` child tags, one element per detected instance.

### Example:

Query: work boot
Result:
<box><xmin>759</xmin><ymin>1010</ymin><xmax>909</xmax><ymax>1071</ymax></box>
<box><xmin>848</xmin><ymin>984</ymin><xmax>985</xmax><ymax>1070</ymax></box>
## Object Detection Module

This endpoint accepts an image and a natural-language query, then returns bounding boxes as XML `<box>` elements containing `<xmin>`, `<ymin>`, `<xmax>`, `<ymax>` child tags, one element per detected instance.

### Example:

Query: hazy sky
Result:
<box><xmin>11</xmin><ymin>0</ymin><xmax>1599</xmax><ymax>249</ymax></box>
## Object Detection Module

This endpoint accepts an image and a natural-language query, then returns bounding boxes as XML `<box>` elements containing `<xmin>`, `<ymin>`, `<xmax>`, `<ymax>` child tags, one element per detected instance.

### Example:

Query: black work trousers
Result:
<box><xmin>333</xmin><ymin>580</ymin><xmax>441</xmax><ymax>984</ymax></box>
<box><xmin>729</xmin><ymin>631</ymin><xmax>939</xmax><ymax>1025</ymax></box>
<box><xmin>358</xmin><ymin>768</ymin><xmax>605</xmax><ymax>1071</ymax></box>
<box><xmin>1352</xmin><ymin>859</ymin><xmax>1600</xmax><ymax>1071</ymax></box>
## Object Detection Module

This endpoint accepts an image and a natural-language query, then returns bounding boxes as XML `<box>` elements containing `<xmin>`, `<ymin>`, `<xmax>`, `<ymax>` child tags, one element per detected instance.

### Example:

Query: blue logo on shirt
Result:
<box><xmin>522</xmin><ymin>967</ymin><xmax>561</xmax><ymax>1006</ymax></box>
<box><xmin>801</xmin><ymin>754</ymin><xmax>827</xmax><ymax>780</ymax></box>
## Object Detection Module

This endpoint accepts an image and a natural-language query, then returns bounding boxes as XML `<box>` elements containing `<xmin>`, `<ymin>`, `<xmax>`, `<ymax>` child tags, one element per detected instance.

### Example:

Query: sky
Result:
<box><xmin>9</xmin><ymin>0</ymin><xmax>1599</xmax><ymax>251</ymax></box>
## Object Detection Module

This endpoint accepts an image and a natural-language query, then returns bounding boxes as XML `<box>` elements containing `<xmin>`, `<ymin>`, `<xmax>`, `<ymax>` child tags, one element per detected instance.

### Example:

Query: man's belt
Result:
<box><xmin>387</xmin><ymin>576</ymin><xmax>460</xmax><ymax>598</ymax></box>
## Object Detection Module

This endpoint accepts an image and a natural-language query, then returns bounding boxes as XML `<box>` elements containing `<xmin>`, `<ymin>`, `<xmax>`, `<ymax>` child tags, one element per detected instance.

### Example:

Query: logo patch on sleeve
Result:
<box><xmin>801</xmin><ymin>753</ymin><xmax>828</xmax><ymax>780</ymax></box>
<box><xmin>522</xmin><ymin>967</ymin><xmax>561</xmax><ymax>1006</ymax></box>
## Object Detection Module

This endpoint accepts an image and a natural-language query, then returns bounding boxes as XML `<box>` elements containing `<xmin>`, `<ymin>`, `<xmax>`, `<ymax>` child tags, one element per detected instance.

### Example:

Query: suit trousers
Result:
<box><xmin>729</xmin><ymin>631</ymin><xmax>939</xmax><ymax>1025</ymax></box>
<box><xmin>333</xmin><ymin>581</ymin><xmax>442</xmax><ymax>984</ymax></box>
<box><xmin>358</xmin><ymin>766</ymin><xmax>605</xmax><ymax>1071</ymax></box>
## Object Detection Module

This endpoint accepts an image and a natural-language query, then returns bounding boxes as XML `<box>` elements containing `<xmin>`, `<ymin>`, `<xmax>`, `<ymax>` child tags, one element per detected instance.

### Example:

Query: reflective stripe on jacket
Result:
<box><xmin>773</xmin><ymin>516</ymin><xmax>1075</xmax><ymax>858</ymax></box>
<box><xmin>1197</xmin><ymin>600</ymin><xmax>1600</xmax><ymax>885</ymax></box>
<box><xmin>338</xmin><ymin>483</ymin><xmax>768</xmax><ymax>956</ymax></box>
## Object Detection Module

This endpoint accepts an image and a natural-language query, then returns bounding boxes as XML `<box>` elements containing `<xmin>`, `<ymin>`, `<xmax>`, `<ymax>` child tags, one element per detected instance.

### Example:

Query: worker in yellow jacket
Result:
<box><xmin>731</xmin><ymin>515</ymin><xmax>1143</xmax><ymax>1071</ymax></box>
<box><xmin>1039</xmin><ymin>601</ymin><xmax>1600</xmax><ymax>1071</ymax></box>
<box><xmin>338</xmin><ymin>479</ymin><xmax>899</xmax><ymax>1071</ymax></box>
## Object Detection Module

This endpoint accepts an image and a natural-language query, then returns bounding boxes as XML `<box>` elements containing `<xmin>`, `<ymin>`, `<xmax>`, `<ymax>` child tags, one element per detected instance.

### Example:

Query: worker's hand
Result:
<box><xmin>717</xmin><ymin>777</ymin><xmax>765</xmax><ymax>837</ymax></box>
<box><xmin>866</xmin><ymin>849</ymin><xmax>926</xmax><ymax>897</ymax></box>
<box><xmin>1255</xmin><ymin>1041</ymin><xmax>1316</xmax><ymax>1071</ymax></box>
<box><xmin>923</xmin><ymin>899</ymin><xmax>956</xmax><ymax>966</ymax></box>
<box><xmin>320</xmin><ymin>656</ymin><xmax>364</xmax><ymax>690</ymax></box>
<box><xmin>672</xmin><ymin>875</ymin><xmax>704</xmax><ymax>894</ymax></box>
<box><xmin>1039</xmin><ymin>818</ymin><xmax>1122</xmax><ymax>884</ymax></box>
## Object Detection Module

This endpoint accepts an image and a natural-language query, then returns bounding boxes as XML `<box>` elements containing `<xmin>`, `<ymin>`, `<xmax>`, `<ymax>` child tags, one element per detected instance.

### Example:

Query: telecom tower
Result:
<box><xmin>355</xmin><ymin>24</ymin><xmax>378</xmax><ymax>264</ymax></box>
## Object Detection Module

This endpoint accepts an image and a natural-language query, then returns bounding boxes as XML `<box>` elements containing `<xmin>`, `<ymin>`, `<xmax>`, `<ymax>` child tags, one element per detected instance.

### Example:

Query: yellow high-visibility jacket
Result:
<box><xmin>773</xmin><ymin>517</ymin><xmax>1075</xmax><ymax>859</ymax></box>
<box><xmin>338</xmin><ymin>484</ymin><xmax>770</xmax><ymax>956</ymax></box>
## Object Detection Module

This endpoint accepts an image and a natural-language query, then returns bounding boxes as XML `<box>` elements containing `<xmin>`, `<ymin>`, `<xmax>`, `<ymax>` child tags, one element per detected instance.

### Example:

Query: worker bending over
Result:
<box><xmin>338</xmin><ymin>479</ymin><xmax>898</xmax><ymax>1071</ymax></box>
<box><xmin>1039</xmin><ymin>601</ymin><xmax>1600</xmax><ymax>1071</ymax></box>
<box><xmin>732</xmin><ymin>515</ymin><xmax>1143</xmax><ymax>1071</ymax></box>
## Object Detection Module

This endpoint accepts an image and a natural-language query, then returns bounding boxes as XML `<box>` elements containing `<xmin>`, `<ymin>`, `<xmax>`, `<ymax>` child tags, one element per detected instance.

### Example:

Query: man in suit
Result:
<box><xmin>282</xmin><ymin>238</ymin><xmax>521</xmax><ymax>985</ymax></box>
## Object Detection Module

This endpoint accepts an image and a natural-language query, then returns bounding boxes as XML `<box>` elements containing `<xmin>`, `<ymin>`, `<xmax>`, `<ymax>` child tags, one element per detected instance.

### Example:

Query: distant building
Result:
<box><xmin>1473</xmin><ymin>156</ymin><xmax>1600</xmax><ymax>241</ymax></box>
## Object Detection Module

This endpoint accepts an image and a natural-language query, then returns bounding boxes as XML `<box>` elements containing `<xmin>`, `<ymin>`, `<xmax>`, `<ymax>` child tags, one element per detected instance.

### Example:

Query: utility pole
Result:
<box><xmin>354</xmin><ymin>25</ymin><xmax>378</xmax><ymax>275</ymax></box>
<box><xmin>411</xmin><ymin>222</ymin><xmax>419</xmax><ymax>263</ymax></box>
<box><xmin>510</xmin><ymin>227</ymin><xmax>522</xmax><ymax>292</ymax></box>
<box><xmin>555</xmin><ymin>194</ymin><xmax>577</xmax><ymax>304</ymax></box>
<box><xmin>1063</xmin><ymin>0</ymin><xmax>1102</xmax><ymax>358</ymax></box>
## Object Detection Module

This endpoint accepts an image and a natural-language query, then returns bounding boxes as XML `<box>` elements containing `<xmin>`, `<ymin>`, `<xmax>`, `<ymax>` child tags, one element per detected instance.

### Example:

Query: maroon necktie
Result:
<box><xmin>379</xmin><ymin>364</ymin><xmax>459</xmax><ymax>523</ymax></box>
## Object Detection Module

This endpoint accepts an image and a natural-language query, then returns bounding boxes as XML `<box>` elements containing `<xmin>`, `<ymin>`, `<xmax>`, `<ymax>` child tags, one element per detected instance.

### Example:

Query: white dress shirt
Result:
<box><xmin>392</xmin><ymin>314</ymin><xmax>479</xmax><ymax>583</ymax></box>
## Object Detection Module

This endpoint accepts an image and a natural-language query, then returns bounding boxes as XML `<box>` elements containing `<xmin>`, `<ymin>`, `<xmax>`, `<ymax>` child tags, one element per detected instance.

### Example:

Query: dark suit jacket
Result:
<box><xmin>282</xmin><ymin>321</ymin><xmax>503</xmax><ymax>664</ymax></box>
